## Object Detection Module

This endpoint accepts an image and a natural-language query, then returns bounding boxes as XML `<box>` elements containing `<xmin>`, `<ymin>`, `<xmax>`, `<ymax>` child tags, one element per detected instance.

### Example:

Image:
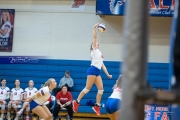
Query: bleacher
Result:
<box><xmin>0</xmin><ymin>59</ymin><xmax>169</xmax><ymax>115</ymax></box>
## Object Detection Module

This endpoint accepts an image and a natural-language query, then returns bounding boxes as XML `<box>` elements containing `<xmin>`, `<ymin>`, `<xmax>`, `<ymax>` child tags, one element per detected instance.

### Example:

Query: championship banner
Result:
<box><xmin>144</xmin><ymin>104</ymin><xmax>172</xmax><ymax>120</ymax></box>
<box><xmin>96</xmin><ymin>0</ymin><xmax>175</xmax><ymax>17</ymax></box>
<box><xmin>71</xmin><ymin>0</ymin><xmax>86</xmax><ymax>11</ymax></box>
<box><xmin>0</xmin><ymin>9</ymin><xmax>15</xmax><ymax>52</ymax></box>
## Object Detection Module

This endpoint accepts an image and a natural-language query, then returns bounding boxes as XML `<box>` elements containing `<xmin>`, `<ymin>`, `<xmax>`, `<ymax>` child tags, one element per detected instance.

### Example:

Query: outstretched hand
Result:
<box><xmin>108</xmin><ymin>75</ymin><xmax>112</xmax><ymax>79</ymax></box>
<box><xmin>93</xmin><ymin>23</ymin><xmax>99</xmax><ymax>29</ymax></box>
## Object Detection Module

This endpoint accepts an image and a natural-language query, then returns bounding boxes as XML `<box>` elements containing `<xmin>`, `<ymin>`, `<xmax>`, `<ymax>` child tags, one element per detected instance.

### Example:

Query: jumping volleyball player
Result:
<box><xmin>73</xmin><ymin>23</ymin><xmax>112</xmax><ymax>115</ymax></box>
<box><xmin>22</xmin><ymin>78</ymin><xmax>56</xmax><ymax>120</ymax></box>
<box><xmin>105</xmin><ymin>75</ymin><xmax>123</xmax><ymax>120</ymax></box>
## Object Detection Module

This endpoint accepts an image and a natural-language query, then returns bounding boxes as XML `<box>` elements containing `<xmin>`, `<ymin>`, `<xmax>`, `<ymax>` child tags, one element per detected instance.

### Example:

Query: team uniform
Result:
<box><xmin>11</xmin><ymin>88</ymin><xmax>24</xmax><ymax>100</ymax></box>
<box><xmin>0</xmin><ymin>86</ymin><xmax>10</xmax><ymax>101</ymax></box>
<box><xmin>0</xmin><ymin>21</ymin><xmax>11</xmax><ymax>38</ymax></box>
<box><xmin>30</xmin><ymin>86</ymin><xmax>50</xmax><ymax>110</ymax></box>
<box><xmin>105</xmin><ymin>86</ymin><xmax>122</xmax><ymax>114</ymax></box>
<box><xmin>24</xmin><ymin>87</ymin><xmax>38</xmax><ymax>98</ymax></box>
<box><xmin>87</xmin><ymin>46</ymin><xmax>104</xmax><ymax>76</ymax></box>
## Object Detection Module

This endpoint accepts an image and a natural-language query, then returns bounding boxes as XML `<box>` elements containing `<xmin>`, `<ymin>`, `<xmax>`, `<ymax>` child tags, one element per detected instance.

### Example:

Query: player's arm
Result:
<box><xmin>5</xmin><ymin>90</ymin><xmax>10</xmax><ymax>100</ymax></box>
<box><xmin>56</xmin><ymin>99</ymin><xmax>62</xmax><ymax>106</ymax></box>
<box><xmin>20</xmin><ymin>93</ymin><xmax>24</xmax><ymax>101</ymax></box>
<box><xmin>10</xmin><ymin>93</ymin><xmax>13</xmax><ymax>101</ymax></box>
<box><xmin>102</xmin><ymin>63</ymin><xmax>112</xmax><ymax>79</ymax></box>
<box><xmin>0</xmin><ymin>28</ymin><xmax>8</xmax><ymax>36</ymax></box>
<box><xmin>24</xmin><ymin>93</ymin><xmax>27</xmax><ymax>100</ymax></box>
<box><xmin>93</xmin><ymin>23</ymin><xmax>99</xmax><ymax>48</ymax></box>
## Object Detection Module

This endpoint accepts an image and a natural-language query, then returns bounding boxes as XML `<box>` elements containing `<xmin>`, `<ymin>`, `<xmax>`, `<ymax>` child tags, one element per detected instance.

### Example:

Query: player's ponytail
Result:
<box><xmin>41</xmin><ymin>78</ymin><xmax>54</xmax><ymax>88</ymax></box>
<box><xmin>117</xmin><ymin>75</ymin><xmax>123</xmax><ymax>88</ymax></box>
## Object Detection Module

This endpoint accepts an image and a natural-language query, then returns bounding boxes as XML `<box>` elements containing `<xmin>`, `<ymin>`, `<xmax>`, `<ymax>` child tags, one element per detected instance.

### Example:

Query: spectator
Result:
<box><xmin>17</xmin><ymin>80</ymin><xmax>38</xmax><ymax>120</ymax></box>
<box><xmin>59</xmin><ymin>70</ymin><xmax>74</xmax><ymax>91</ymax></box>
<box><xmin>0</xmin><ymin>78</ymin><xmax>10</xmax><ymax>119</ymax></box>
<box><xmin>7</xmin><ymin>79</ymin><xmax>24</xmax><ymax>120</ymax></box>
<box><xmin>53</xmin><ymin>85</ymin><xmax>73</xmax><ymax>120</ymax></box>
<box><xmin>53</xmin><ymin>71</ymin><xmax>74</xmax><ymax>96</ymax></box>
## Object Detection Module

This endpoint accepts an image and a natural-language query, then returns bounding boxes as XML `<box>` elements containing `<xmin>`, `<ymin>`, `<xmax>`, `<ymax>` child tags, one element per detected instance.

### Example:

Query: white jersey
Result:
<box><xmin>90</xmin><ymin>46</ymin><xmax>104</xmax><ymax>69</ymax></box>
<box><xmin>0</xmin><ymin>87</ymin><xmax>10</xmax><ymax>100</ymax></box>
<box><xmin>109</xmin><ymin>87</ymin><xmax>122</xmax><ymax>100</ymax></box>
<box><xmin>11</xmin><ymin>88</ymin><xmax>24</xmax><ymax>100</ymax></box>
<box><xmin>0</xmin><ymin>21</ymin><xmax>11</xmax><ymax>38</ymax></box>
<box><xmin>34</xmin><ymin>86</ymin><xmax>50</xmax><ymax>105</ymax></box>
<box><xmin>24</xmin><ymin>87</ymin><xmax>38</xmax><ymax>99</ymax></box>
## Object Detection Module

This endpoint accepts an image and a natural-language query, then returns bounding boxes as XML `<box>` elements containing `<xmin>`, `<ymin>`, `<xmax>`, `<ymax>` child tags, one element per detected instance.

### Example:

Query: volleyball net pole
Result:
<box><xmin>120</xmin><ymin>0</ymin><xmax>180</xmax><ymax>120</ymax></box>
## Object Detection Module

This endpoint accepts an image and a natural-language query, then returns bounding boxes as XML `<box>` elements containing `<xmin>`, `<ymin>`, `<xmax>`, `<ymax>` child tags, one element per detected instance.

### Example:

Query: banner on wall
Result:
<box><xmin>144</xmin><ymin>104</ymin><xmax>172</xmax><ymax>120</ymax></box>
<box><xmin>71</xmin><ymin>0</ymin><xmax>86</xmax><ymax>11</ymax></box>
<box><xmin>0</xmin><ymin>9</ymin><xmax>15</xmax><ymax>52</ymax></box>
<box><xmin>96</xmin><ymin>0</ymin><xmax>175</xmax><ymax>17</ymax></box>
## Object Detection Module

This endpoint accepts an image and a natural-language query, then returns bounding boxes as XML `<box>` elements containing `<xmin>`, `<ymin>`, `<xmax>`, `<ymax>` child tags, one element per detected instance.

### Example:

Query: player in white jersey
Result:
<box><xmin>0</xmin><ymin>78</ymin><xmax>10</xmax><ymax>119</ymax></box>
<box><xmin>73</xmin><ymin>23</ymin><xmax>112</xmax><ymax>116</ymax></box>
<box><xmin>105</xmin><ymin>75</ymin><xmax>123</xmax><ymax>120</ymax></box>
<box><xmin>21</xmin><ymin>78</ymin><xmax>56</xmax><ymax>120</ymax></box>
<box><xmin>17</xmin><ymin>80</ymin><xmax>38</xmax><ymax>120</ymax></box>
<box><xmin>0</xmin><ymin>10</ymin><xmax>11</xmax><ymax>38</ymax></box>
<box><xmin>7</xmin><ymin>79</ymin><xmax>24</xmax><ymax>120</ymax></box>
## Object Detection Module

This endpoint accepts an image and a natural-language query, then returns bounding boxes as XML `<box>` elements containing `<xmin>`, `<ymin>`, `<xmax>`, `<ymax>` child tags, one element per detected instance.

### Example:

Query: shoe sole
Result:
<box><xmin>92</xmin><ymin>107</ymin><xmax>100</xmax><ymax>116</ymax></box>
<box><xmin>72</xmin><ymin>101</ymin><xmax>78</xmax><ymax>113</ymax></box>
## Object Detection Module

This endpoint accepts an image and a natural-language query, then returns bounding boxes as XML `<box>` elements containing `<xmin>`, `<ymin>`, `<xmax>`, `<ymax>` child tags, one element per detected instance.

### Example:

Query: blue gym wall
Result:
<box><xmin>0</xmin><ymin>59</ymin><xmax>169</xmax><ymax>114</ymax></box>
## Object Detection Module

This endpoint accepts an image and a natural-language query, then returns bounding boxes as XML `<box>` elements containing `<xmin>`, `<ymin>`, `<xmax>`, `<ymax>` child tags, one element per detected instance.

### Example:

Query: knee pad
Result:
<box><xmin>98</xmin><ymin>90</ymin><xmax>104</xmax><ymax>95</ymax></box>
<box><xmin>26</xmin><ymin>107</ymin><xmax>30</xmax><ymax>111</ymax></box>
<box><xmin>1</xmin><ymin>105</ymin><xmax>5</xmax><ymax>109</ymax></box>
<box><xmin>8</xmin><ymin>103</ymin><xmax>11</xmax><ymax>108</ymax></box>
<box><xmin>82</xmin><ymin>88</ymin><xmax>89</xmax><ymax>94</ymax></box>
<box><xmin>24</xmin><ymin>102</ymin><xmax>29</xmax><ymax>105</ymax></box>
<box><xmin>12</xmin><ymin>104</ymin><xmax>17</xmax><ymax>108</ymax></box>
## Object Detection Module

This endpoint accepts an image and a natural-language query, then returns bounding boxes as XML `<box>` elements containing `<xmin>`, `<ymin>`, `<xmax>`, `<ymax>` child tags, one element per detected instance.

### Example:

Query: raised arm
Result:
<box><xmin>93</xmin><ymin>23</ymin><xmax>99</xmax><ymax>48</ymax></box>
<box><xmin>102</xmin><ymin>63</ymin><xmax>112</xmax><ymax>79</ymax></box>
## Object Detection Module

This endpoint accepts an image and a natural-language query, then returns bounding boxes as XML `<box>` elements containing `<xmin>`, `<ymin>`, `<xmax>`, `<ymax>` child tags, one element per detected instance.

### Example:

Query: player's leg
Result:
<box><xmin>32</xmin><ymin>106</ymin><xmax>51</xmax><ymax>120</ymax></box>
<box><xmin>94</xmin><ymin>76</ymin><xmax>103</xmax><ymax>105</ymax></box>
<box><xmin>0</xmin><ymin>101</ymin><xmax>6</xmax><ymax>119</ymax></box>
<box><xmin>25</xmin><ymin>104</ymin><xmax>30</xmax><ymax>120</ymax></box>
<box><xmin>93</xmin><ymin>76</ymin><xmax>103</xmax><ymax>115</ymax></box>
<box><xmin>7</xmin><ymin>101</ymin><xmax>12</xmax><ymax>120</ymax></box>
<box><xmin>113</xmin><ymin>110</ymin><xmax>120</xmax><ymax>120</ymax></box>
<box><xmin>41</xmin><ymin>105</ymin><xmax>52</xmax><ymax>120</ymax></box>
<box><xmin>12</xmin><ymin>100</ymin><xmax>21</xmax><ymax>112</ymax></box>
<box><xmin>77</xmin><ymin>75</ymin><xmax>96</xmax><ymax>102</ymax></box>
<box><xmin>12</xmin><ymin>100</ymin><xmax>21</xmax><ymax>120</ymax></box>
<box><xmin>73</xmin><ymin>75</ymin><xmax>96</xmax><ymax>113</ymax></box>
<box><xmin>31</xmin><ymin>101</ymin><xmax>52</xmax><ymax>120</ymax></box>
<box><xmin>17</xmin><ymin>102</ymin><xmax>29</xmax><ymax>116</ymax></box>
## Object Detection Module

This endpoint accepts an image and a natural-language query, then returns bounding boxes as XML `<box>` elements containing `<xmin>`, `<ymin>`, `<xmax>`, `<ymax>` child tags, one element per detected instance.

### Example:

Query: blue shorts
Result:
<box><xmin>30</xmin><ymin>100</ymin><xmax>39</xmax><ymax>110</ymax></box>
<box><xmin>105</xmin><ymin>98</ymin><xmax>121</xmax><ymax>114</ymax></box>
<box><xmin>87</xmin><ymin>66</ymin><xmax>100</xmax><ymax>76</ymax></box>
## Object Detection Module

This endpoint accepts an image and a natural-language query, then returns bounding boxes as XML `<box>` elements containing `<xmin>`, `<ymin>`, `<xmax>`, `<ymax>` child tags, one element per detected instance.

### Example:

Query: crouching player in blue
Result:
<box><xmin>105</xmin><ymin>75</ymin><xmax>123</xmax><ymax>120</ymax></box>
<box><xmin>21</xmin><ymin>78</ymin><xmax>56</xmax><ymax>120</ymax></box>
